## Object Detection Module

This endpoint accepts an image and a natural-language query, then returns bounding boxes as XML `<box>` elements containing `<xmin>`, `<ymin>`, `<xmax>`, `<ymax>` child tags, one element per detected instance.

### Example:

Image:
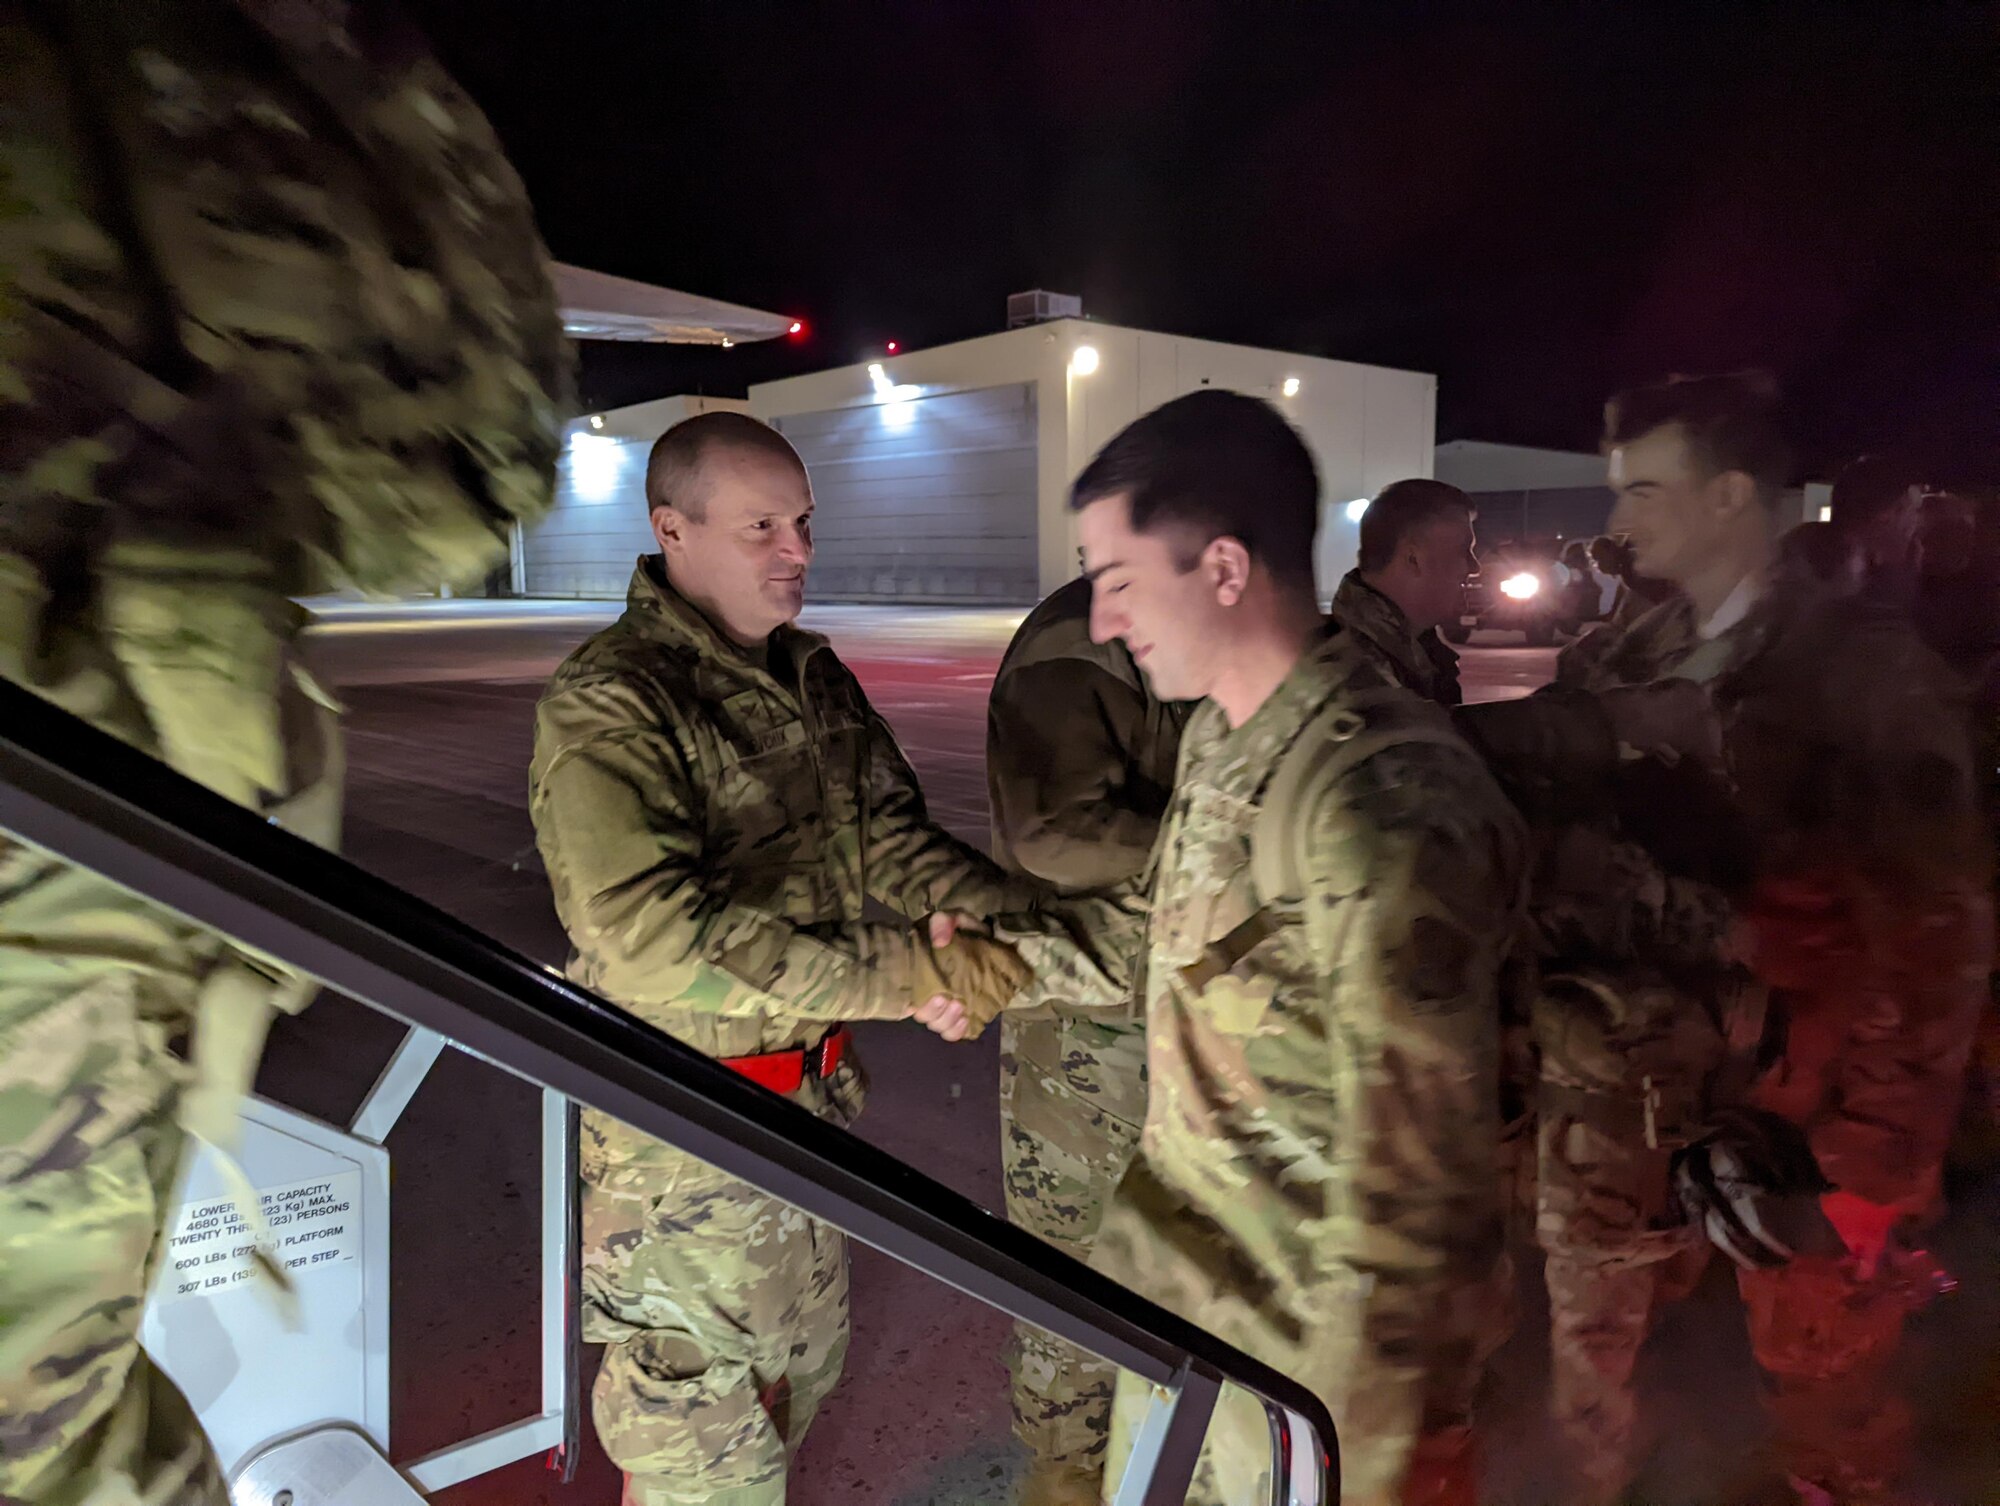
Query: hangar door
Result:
<box><xmin>519</xmin><ymin>435</ymin><xmax>653</xmax><ymax>598</ymax></box>
<box><xmin>771</xmin><ymin>383</ymin><xmax>1039</xmax><ymax>604</ymax></box>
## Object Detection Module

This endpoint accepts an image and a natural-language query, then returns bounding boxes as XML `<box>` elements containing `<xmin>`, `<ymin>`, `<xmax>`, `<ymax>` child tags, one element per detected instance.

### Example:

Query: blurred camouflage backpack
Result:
<box><xmin>1250</xmin><ymin>686</ymin><xmax>1478</xmax><ymax>910</ymax></box>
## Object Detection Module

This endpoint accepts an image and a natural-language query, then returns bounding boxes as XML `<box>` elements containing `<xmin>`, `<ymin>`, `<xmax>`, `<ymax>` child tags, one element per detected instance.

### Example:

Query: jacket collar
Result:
<box><xmin>620</xmin><ymin>556</ymin><xmax>828</xmax><ymax>687</ymax></box>
<box><xmin>1333</xmin><ymin>570</ymin><xmax>1458</xmax><ymax>700</ymax></box>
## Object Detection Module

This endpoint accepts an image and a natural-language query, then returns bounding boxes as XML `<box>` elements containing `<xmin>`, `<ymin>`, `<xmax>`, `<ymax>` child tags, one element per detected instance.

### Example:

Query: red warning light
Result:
<box><xmin>787</xmin><ymin>320</ymin><xmax>805</xmax><ymax>337</ymax></box>
<box><xmin>886</xmin><ymin>340</ymin><xmax>899</xmax><ymax>354</ymax></box>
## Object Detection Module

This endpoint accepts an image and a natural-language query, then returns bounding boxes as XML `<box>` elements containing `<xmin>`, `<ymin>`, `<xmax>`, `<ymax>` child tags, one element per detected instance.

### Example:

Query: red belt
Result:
<box><xmin>720</xmin><ymin>1027</ymin><xmax>852</xmax><ymax>1095</ymax></box>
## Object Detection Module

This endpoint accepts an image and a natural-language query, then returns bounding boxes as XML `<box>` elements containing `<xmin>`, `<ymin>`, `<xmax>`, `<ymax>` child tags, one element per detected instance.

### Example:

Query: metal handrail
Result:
<box><xmin>0</xmin><ymin>677</ymin><xmax>1337</xmax><ymax>1505</ymax></box>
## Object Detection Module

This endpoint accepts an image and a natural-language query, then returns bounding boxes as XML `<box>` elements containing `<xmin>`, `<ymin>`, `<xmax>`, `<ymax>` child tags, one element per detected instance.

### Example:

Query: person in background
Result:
<box><xmin>985</xmin><ymin>576</ymin><xmax>1191</xmax><ymax>1506</ymax></box>
<box><xmin>1827</xmin><ymin>454</ymin><xmax>1925</xmax><ymax>608</ymax></box>
<box><xmin>1331</xmin><ymin>478</ymin><xmax>1479</xmax><ymax>705</ymax></box>
<box><xmin>1776</xmin><ymin>521</ymin><xmax>1864</xmax><ymax>592</ymax></box>
<box><xmin>1590</xmin><ymin>534</ymin><xmax>1676</xmax><ymax>627</ymax></box>
<box><xmin>1466</xmin><ymin>373</ymin><xmax>1990</xmax><ymax>1506</ymax></box>
<box><xmin>1560</xmin><ymin>539</ymin><xmax>1615</xmax><ymax>623</ymax></box>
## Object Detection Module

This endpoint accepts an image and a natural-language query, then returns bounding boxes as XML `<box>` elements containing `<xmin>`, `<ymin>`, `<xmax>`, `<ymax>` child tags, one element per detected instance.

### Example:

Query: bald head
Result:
<box><xmin>645</xmin><ymin>411</ymin><xmax>805</xmax><ymax>522</ymax></box>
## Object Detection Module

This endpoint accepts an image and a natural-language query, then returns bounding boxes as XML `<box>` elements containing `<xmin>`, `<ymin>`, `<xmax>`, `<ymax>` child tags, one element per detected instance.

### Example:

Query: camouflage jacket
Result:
<box><xmin>1</xmin><ymin>0</ymin><xmax>565</xmax><ymax>860</ymax></box>
<box><xmin>1332</xmin><ymin>570</ymin><xmax>1462</xmax><ymax>707</ymax></box>
<box><xmin>1464</xmin><ymin>593</ymin><xmax>1748</xmax><ymax>1172</ymax></box>
<box><xmin>1090</xmin><ymin>628</ymin><xmax>1526</xmax><ymax>1499</ymax></box>
<box><xmin>0</xmin><ymin>0</ymin><xmax>564</xmax><ymax>1151</ymax></box>
<box><xmin>988</xmin><ymin>576</ymin><xmax>1190</xmax><ymax>891</ymax></box>
<box><xmin>1502</xmin><ymin>595</ymin><xmax>1745</xmax><ymax>978</ymax></box>
<box><xmin>1572</xmin><ymin>578</ymin><xmax>1992</xmax><ymax>1205</ymax></box>
<box><xmin>1489</xmin><ymin>576</ymin><xmax>1993</xmax><ymax>1204</ymax></box>
<box><xmin>532</xmin><ymin>560</ymin><xmax>1078</xmax><ymax>1129</ymax></box>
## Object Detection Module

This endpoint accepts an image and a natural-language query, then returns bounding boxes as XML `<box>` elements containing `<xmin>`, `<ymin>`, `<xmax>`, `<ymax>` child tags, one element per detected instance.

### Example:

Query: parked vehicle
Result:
<box><xmin>1444</xmin><ymin>537</ymin><xmax>1593</xmax><ymax>646</ymax></box>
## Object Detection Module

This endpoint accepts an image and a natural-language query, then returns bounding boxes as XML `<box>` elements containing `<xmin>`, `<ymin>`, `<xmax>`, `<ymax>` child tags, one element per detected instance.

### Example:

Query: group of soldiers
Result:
<box><xmin>977</xmin><ymin>383</ymin><xmax>1991</xmax><ymax>1506</ymax></box>
<box><xmin>524</xmin><ymin>373</ymin><xmax>1991</xmax><ymax>1506</ymax></box>
<box><xmin>1</xmin><ymin>8</ymin><xmax>1992</xmax><ymax>1506</ymax></box>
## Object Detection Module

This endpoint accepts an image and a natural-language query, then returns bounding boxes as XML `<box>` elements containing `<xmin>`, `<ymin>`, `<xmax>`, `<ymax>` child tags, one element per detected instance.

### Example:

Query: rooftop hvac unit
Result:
<box><xmin>1007</xmin><ymin>290</ymin><xmax>1083</xmax><ymax>328</ymax></box>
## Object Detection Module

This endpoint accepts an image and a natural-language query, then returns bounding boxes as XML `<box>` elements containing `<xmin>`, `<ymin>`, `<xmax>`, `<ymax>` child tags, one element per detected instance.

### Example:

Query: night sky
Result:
<box><xmin>408</xmin><ymin>2</ymin><xmax>1997</xmax><ymax>479</ymax></box>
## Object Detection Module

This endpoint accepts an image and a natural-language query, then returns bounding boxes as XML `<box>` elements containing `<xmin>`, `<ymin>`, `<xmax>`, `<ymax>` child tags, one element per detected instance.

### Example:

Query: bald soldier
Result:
<box><xmin>529</xmin><ymin>413</ymin><xmax>1133</xmax><ymax>1506</ymax></box>
<box><xmin>1332</xmin><ymin>479</ymin><xmax>1480</xmax><ymax>707</ymax></box>
<box><xmin>1070</xmin><ymin>392</ymin><xmax>1526</xmax><ymax>1505</ymax></box>
<box><xmin>986</xmin><ymin>575</ymin><xmax>1190</xmax><ymax>1505</ymax></box>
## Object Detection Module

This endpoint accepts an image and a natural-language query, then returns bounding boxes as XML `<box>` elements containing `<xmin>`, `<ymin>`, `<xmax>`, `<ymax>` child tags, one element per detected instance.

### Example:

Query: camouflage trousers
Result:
<box><xmin>1536</xmin><ymin>1108</ymin><xmax>1713</xmax><ymax>1506</ymax></box>
<box><xmin>1729</xmin><ymin>984</ymin><xmax>1986</xmax><ymax>1504</ymax></box>
<box><xmin>582</xmin><ymin>1115</ymin><xmax>849</xmax><ymax>1506</ymax></box>
<box><xmin>0</xmin><ymin>972</ymin><xmax>226</xmax><ymax>1506</ymax></box>
<box><xmin>1531</xmin><ymin>974</ymin><xmax>1722</xmax><ymax>1506</ymax></box>
<box><xmin>1736</xmin><ymin>1253</ymin><xmax>1916</xmax><ymax>1504</ymax></box>
<box><xmin>998</xmin><ymin>1010</ymin><xmax>1145</xmax><ymax>1500</ymax></box>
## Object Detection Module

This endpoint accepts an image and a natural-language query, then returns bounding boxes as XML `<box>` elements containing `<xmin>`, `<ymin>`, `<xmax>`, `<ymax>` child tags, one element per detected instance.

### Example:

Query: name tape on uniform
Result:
<box><xmin>158</xmin><ymin>1170</ymin><xmax>361</xmax><ymax>1304</ymax></box>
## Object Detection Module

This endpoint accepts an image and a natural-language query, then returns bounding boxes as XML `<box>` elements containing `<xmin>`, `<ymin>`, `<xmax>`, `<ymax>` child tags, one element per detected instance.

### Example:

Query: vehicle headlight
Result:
<box><xmin>1499</xmin><ymin>572</ymin><xmax>1541</xmax><ymax>600</ymax></box>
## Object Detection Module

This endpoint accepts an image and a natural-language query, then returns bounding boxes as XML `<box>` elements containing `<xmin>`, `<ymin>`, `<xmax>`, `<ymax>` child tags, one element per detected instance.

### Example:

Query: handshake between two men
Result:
<box><xmin>905</xmin><ymin>912</ymin><xmax>1034</xmax><ymax>1043</ymax></box>
<box><xmin>867</xmin><ymin>891</ymin><xmax>1144</xmax><ymax>1045</ymax></box>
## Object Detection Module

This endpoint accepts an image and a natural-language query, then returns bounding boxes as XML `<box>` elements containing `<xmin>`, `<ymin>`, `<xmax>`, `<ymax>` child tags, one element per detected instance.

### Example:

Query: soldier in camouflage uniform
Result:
<box><xmin>1331</xmin><ymin>478</ymin><xmax>1479</xmax><ymax>707</ymax></box>
<box><xmin>530</xmin><ymin>413</ymin><xmax>1133</xmax><ymax>1506</ymax></box>
<box><xmin>1471</xmin><ymin>374</ymin><xmax>1992</xmax><ymax>1506</ymax></box>
<box><xmin>0</xmin><ymin>4</ymin><xmax>568</xmax><ymax>1501</ymax></box>
<box><xmin>1461</xmin><ymin>631</ymin><xmax>1744</xmax><ymax>1505</ymax></box>
<box><xmin>986</xmin><ymin>574</ymin><xmax>1190</xmax><ymax>1506</ymax></box>
<box><xmin>1061</xmin><ymin>392</ymin><xmax>1525</xmax><ymax>1506</ymax></box>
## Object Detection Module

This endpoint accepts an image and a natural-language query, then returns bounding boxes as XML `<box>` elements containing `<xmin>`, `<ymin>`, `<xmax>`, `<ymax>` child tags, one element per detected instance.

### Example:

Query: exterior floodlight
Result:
<box><xmin>1345</xmin><ymin>497</ymin><xmax>1369</xmax><ymax>523</ymax></box>
<box><xmin>1071</xmin><ymin>345</ymin><xmax>1100</xmax><ymax>376</ymax></box>
<box><xmin>868</xmin><ymin>361</ymin><xmax>919</xmax><ymax>405</ymax></box>
<box><xmin>1282</xmin><ymin>377</ymin><xmax>1301</xmax><ymax>398</ymax></box>
<box><xmin>1499</xmin><ymin>572</ymin><xmax>1542</xmax><ymax>600</ymax></box>
<box><xmin>720</xmin><ymin>337</ymin><xmax>734</xmax><ymax>349</ymax></box>
<box><xmin>565</xmin><ymin>433</ymin><xmax>627</xmax><ymax>503</ymax></box>
<box><xmin>588</xmin><ymin>414</ymin><xmax>605</xmax><ymax>430</ymax></box>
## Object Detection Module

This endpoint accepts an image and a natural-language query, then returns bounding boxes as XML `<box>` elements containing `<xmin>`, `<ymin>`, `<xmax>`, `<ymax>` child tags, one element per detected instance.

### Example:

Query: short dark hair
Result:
<box><xmin>1068</xmin><ymin>390</ymin><xmax>1319</xmax><ymax>590</ymax></box>
<box><xmin>1356</xmin><ymin>479</ymin><xmax>1474</xmax><ymax>573</ymax></box>
<box><xmin>1828</xmin><ymin>453</ymin><xmax>1924</xmax><ymax>534</ymax></box>
<box><xmin>1588</xmin><ymin>534</ymin><xmax>1632</xmax><ymax>576</ymax></box>
<box><xmin>644</xmin><ymin>411</ymin><xmax>803</xmax><ymax>520</ymax></box>
<box><xmin>1602</xmin><ymin>371</ymin><xmax>1791</xmax><ymax>504</ymax></box>
<box><xmin>1777</xmin><ymin>520</ymin><xmax>1856</xmax><ymax>584</ymax></box>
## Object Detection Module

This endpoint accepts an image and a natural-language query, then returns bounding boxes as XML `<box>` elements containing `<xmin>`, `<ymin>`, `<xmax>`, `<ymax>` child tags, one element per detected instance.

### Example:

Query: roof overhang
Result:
<box><xmin>1433</xmin><ymin>439</ymin><xmax>1609</xmax><ymax>492</ymax></box>
<box><xmin>554</xmin><ymin>263</ymin><xmax>794</xmax><ymax>345</ymax></box>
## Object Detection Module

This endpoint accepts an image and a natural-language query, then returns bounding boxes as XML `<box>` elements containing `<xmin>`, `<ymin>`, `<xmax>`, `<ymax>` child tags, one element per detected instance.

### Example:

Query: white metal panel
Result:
<box><xmin>1434</xmin><ymin>439</ymin><xmax>1608</xmax><ymax>492</ymax></box>
<box><xmin>521</xmin><ymin>435</ymin><xmax>653</xmax><ymax>598</ymax></box>
<box><xmin>141</xmin><ymin>1099</ymin><xmax>391</xmax><ymax>1476</ymax></box>
<box><xmin>774</xmin><ymin>383</ymin><xmax>1040</xmax><ymax>604</ymax></box>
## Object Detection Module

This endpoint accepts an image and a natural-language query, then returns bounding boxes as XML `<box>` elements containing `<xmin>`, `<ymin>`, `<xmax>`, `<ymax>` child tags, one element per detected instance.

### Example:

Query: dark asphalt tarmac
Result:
<box><xmin>256</xmin><ymin>601</ymin><xmax>1996</xmax><ymax>1505</ymax></box>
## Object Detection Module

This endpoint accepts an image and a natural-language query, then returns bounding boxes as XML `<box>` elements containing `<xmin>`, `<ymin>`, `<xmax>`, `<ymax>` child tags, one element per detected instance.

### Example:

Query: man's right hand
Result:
<box><xmin>911</xmin><ymin>993</ymin><xmax>972</xmax><ymax>1042</ymax></box>
<box><xmin>907</xmin><ymin>929</ymin><xmax>1031</xmax><ymax>1041</ymax></box>
<box><xmin>1600</xmin><ymin>678</ymin><xmax>1724</xmax><ymax>770</ymax></box>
